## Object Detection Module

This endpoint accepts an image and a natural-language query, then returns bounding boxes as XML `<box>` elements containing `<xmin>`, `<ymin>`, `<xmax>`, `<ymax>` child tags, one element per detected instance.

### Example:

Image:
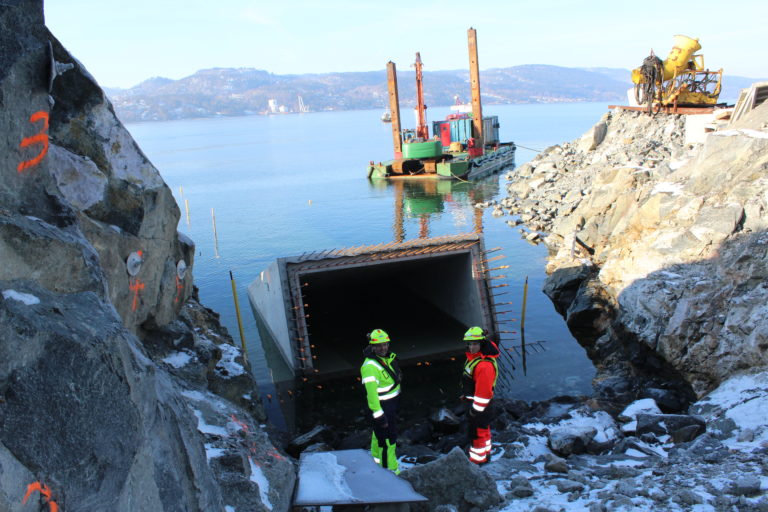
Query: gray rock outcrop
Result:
<box><xmin>400</xmin><ymin>446</ymin><xmax>502</xmax><ymax>512</ymax></box>
<box><xmin>499</xmin><ymin>104</ymin><xmax>768</xmax><ymax>404</ymax></box>
<box><xmin>1</xmin><ymin>2</ymin><xmax>292</xmax><ymax>510</ymax></box>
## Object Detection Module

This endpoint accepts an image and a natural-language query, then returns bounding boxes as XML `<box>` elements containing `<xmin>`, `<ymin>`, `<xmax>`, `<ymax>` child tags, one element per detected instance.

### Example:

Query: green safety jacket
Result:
<box><xmin>360</xmin><ymin>352</ymin><xmax>401</xmax><ymax>419</ymax></box>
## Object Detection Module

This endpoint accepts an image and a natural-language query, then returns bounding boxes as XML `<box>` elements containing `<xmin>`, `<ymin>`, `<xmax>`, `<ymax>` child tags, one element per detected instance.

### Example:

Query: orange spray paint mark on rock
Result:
<box><xmin>174</xmin><ymin>275</ymin><xmax>184</xmax><ymax>303</ymax></box>
<box><xmin>22</xmin><ymin>481</ymin><xmax>59</xmax><ymax>512</ymax></box>
<box><xmin>230</xmin><ymin>414</ymin><xmax>250</xmax><ymax>433</ymax></box>
<box><xmin>129</xmin><ymin>278</ymin><xmax>145</xmax><ymax>311</ymax></box>
<box><xmin>17</xmin><ymin>111</ymin><xmax>50</xmax><ymax>173</ymax></box>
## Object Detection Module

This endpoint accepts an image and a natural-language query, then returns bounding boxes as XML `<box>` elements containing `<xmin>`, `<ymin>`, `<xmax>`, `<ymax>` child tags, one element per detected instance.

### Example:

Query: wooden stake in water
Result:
<box><xmin>211</xmin><ymin>208</ymin><xmax>220</xmax><ymax>259</ymax></box>
<box><xmin>184</xmin><ymin>199</ymin><xmax>190</xmax><ymax>226</ymax></box>
<box><xmin>229</xmin><ymin>270</ymin><xmax>248</xmax><ymax>360</ymax></box>
<box><xmin>521</xmin><ymin>327</ymin><xmax>528</xmax><ymax>376</ymax></box>
<box><xmin>520</xmin><ymin>276</ymin><xmax>529</xmax><ymax>330</ymax></box>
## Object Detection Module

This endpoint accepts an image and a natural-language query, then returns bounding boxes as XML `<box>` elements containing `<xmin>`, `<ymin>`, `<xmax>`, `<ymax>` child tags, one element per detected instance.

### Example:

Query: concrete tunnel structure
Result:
<box><xmin>247</xmin><ymin>233</ymin><xmax>500</xmax><ymax>378</ymax></box>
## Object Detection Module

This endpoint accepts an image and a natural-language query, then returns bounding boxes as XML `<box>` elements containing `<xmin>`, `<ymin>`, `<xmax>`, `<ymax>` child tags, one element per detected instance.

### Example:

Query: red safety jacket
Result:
<box><xmin>461</xmin><ymin>341</ymin><xmax>499</xmax><ymax>413</ymax></box>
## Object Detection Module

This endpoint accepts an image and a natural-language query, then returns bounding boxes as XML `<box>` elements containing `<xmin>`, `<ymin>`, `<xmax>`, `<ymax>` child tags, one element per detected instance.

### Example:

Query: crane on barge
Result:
<box><xmin>366</xmin><ymin>28</ymin><xmax>516</xmax><ymax>180</ymax></box>
<box><xmin>413</xmin><ymin>52</ymin><xmax>429</xmax><ymax>140</ymax></box>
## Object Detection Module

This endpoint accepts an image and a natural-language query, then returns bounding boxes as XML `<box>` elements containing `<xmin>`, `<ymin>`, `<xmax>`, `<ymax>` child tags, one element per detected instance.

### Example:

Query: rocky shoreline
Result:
<box><xmin>484</xmin><ymin>105</ymin><xmax>768</xmax><ymax>407</ymax></box>
<box><xmin>400</xmin><ymin>378</ymin><xmax>768</xmax><ymax>511</ymax></box>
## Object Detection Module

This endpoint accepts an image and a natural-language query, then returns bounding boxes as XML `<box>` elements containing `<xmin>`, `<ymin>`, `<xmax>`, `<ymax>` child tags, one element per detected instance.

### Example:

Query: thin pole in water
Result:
<box><xmin>184</xmin><ymin>199</ymin><xmax>190</xmax><ymax>226</ymax></box>
<box><xmin>521</xmin><ymin>276</ymin><xmax>529</xmax><ymax>375</ymax></box>
<box><xmin>521</xmin><ymin>327</ymin><xmax>527</xmax><ymax>376</ymax></box>
<box><xmin>211</xmin><ymin>208</ymin><xmax>220</xmax><ymax>258</ymax></box>
<box><xmin>520</xmin><ymin>276</ymin><xmax>529</xmax><ymax>330</ymax></box>
<box><xmin>229</xmin><ymin>270</ymin><xmax>248</xmax><ymax>360</ymax></box>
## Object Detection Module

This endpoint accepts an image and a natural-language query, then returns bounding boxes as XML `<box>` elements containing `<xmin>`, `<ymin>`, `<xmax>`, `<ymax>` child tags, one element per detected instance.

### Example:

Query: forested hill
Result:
<box><xmin>105</xmin><ymin>65</ymin><xmax>761</xmax><ymax>123</ymax></box>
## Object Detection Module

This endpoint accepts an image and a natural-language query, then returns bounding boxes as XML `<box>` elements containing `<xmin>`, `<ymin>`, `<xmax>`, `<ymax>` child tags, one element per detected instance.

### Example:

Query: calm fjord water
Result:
<box><xmin>126</xmin><ymin>102</ymin><xmax>610</xmax><ymax>430</ymax></box>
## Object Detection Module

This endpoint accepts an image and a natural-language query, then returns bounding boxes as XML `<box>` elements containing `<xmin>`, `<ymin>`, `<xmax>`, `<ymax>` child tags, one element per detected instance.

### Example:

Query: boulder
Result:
<box><xmin>548</xmin><ymin>425</ymin><xmax>598</xmax><ymax>456</ymax></box>
<box><xmin>635</xmin><ymin>414</ymin><xmax>705</xmax><ymax>439</ymax></box>
<box><xmin>399</xmin><ymin>444</ymin><xmax>441</xmax><ymax>465</ymax></box>
<box><xmin>544</xmin><ymin>453</ymin><xmax>569</xmax><ymax>473</ymax></box>
<box><xmin>577</xmin><ymin>118</ymin><xmax>608</xmax><ymax>152</ymax></box>
<box><xmin>542</xmin><ymin>265</ymin><xmax>595</xmax><ymax>317</ymax></box>
<box><xmin>552</xmin><ymin>478</ymin><xmax>584</xmax><ymax>493</ymax></box>
<box><xmin>399</xmin><ymin>447</ymin><xmax>502</xmax><ymax>512</ymax></box>
<box><xmin>618</xmin><ymin>398</ymin><xmax>662</xmax><ymax>422</ymax></box>
<box><xmin>286</xmin><ymin>425</ymin><xmax>334</xmax><ymax>458</ymax></box>
<box><xmin>429</xmin><ymin>407</ymin><xmax>462</xmax><ymax>433</ymax></box>
<box><xmin>401</xmin><ymin>421</ymin><xmax>434</xmax><ymax>445</ymax></box>
<box><xmin>506</xmin><ymin>476</ymin><xmax>534</xmax><ymax>498</ymax></box>
<box><xmin>0</xmin><ymin>281</ymin><xmax>277</xmax><ymax>511</ymax></box>
<box><xmin>730</xmin><ymin>475</ymin><xmax>762</xmax><ymax>496</ymax></box>
<box><xmin>639</xmin><ymin>387</ymin><xmax>689</xmax><ymax>413</ymax></box>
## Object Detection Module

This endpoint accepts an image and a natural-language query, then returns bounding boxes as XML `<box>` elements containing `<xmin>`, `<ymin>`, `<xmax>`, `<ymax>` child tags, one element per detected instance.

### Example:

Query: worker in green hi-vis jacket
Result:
<box><xmin>360</xmin><ymin>329</ymin><xmax>402</xmax><ymax>474</ymax></box>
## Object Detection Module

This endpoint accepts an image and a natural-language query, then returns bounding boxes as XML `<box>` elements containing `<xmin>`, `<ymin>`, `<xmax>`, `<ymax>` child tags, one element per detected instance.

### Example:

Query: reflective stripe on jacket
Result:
<box><xmin>361</xmin><ymin>353</ymin><xmax>401</xmax><ymax>418</ymax></box>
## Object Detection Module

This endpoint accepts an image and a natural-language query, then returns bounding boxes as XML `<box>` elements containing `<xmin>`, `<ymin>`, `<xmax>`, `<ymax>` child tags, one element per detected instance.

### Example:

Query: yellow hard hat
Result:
<box><xmin>463</xmin><ymin>326</ymin><xmax>485</xmax><ymax>342</ymax></box>
<box><xmin>368</xmin><ymin>329</ymin><xmax>390</xmax><ymax>344</ymax></box>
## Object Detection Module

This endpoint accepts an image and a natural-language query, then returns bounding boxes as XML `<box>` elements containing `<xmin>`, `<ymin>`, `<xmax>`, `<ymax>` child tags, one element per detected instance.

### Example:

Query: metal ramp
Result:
<box><xmin>292</xmin><ymin>449</ymin><xmax>427</xmax><ymax>509</ymax></box>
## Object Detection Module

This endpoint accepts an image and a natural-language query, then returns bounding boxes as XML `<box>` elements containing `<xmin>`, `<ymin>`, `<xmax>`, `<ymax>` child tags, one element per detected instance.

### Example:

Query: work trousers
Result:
<box><xmin>371</xmin><ymin>395</ymin><xmax>399</xmax><ymax>474</ymax></box>
<box><xmin>467</xmin><ymin>402</ymin><xmax>493</xmax><ymax>464</ymax></box>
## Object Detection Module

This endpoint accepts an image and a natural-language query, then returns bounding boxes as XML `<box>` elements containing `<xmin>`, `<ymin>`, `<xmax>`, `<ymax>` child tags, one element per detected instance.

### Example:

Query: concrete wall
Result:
<box><xmin>247</xmin><ymin>261</ymin><xmax>293</xmax><ymax>370</ymax></box>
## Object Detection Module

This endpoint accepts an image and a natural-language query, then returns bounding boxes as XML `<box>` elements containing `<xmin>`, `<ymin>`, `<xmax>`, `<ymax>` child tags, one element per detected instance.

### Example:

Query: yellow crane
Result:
<box><xmin>631</xmin><ymin>35</ymin><xmax>722</xmax><ymax>113</ymax></box>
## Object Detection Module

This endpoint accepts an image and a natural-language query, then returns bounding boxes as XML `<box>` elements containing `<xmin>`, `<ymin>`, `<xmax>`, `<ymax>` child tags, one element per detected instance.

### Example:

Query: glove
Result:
<box><xmin>469</xmin><ymin>406</ymin><xmax>477</xmax><ymax>417</ymax></box>
<box><xmin>374</xmin><ymin>414</ymin><xmax>389</xmax><ymax>430</ymax></box>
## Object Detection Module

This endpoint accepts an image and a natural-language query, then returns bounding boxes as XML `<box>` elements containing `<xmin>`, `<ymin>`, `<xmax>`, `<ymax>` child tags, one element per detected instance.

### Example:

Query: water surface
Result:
<box><xmin>126</xmin><ymin>102</ymin><xmax>609</xmax><ymax>431</ymax></box>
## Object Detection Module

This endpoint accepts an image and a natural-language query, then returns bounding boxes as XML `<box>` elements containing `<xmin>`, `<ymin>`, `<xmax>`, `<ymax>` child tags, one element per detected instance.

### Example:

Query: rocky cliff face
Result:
<box><xmin>1</xmin><ymin>2</ymin><xmax>292</xmax><ymax>511</ymax></box>
<box><xmin>498</xmin><ymin>103</ymin><xmax>768</xmax><ymax>408</ymax></box>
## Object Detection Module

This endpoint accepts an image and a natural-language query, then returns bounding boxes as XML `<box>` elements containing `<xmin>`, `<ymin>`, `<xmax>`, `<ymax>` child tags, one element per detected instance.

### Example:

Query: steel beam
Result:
<box><xmin>468</xmin><ymin>27</ymin><xmax>483</xmax><ymax>148</ymax></box>
<box><xmin>387</xmin><ymin>61</ymin><xmax>403</xmax><ymax>158</ymax></box>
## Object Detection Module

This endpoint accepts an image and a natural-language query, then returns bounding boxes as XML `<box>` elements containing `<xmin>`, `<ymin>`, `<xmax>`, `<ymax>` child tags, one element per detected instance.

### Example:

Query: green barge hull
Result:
<box><xmin>367</xmin><ymin>143</ymin><xmax>515</xmax><ymax>181</ymax></box>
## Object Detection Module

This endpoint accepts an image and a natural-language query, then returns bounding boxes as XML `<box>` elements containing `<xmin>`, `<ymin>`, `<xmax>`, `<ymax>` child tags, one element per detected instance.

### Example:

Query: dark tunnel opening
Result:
<box><xmin>294</xmin><ymin>250</ymin><xmax>489</xmax><ymax>377</ymax></box>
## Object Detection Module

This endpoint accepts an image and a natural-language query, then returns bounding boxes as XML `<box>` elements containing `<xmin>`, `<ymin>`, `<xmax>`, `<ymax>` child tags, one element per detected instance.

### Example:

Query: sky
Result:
<box><xmin>44</xmin><ymin>0</ymin><xmax>768</xmax><ymax>89</ymax></box>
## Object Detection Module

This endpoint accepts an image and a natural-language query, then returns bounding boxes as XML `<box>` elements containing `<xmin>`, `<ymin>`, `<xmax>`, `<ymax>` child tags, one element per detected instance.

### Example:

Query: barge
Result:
<box><xmin>367</xmin><ymin>28</ymin><xmax>515</xmax><ymax>181</ymax></box>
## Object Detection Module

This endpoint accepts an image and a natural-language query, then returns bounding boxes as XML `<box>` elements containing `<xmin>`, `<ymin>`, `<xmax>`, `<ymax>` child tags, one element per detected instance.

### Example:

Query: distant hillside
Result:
<box><xmin>107</xmin><ymin>65</ymin><xmax>765</xmax><ymax>123</ymax></box>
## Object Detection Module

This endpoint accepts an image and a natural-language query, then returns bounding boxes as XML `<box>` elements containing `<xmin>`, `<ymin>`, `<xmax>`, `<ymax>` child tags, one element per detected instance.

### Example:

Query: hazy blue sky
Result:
<box><xmin>45</xmin><ymin>0</ymin><xmax>767</xmax><ymax>89</ymax></box>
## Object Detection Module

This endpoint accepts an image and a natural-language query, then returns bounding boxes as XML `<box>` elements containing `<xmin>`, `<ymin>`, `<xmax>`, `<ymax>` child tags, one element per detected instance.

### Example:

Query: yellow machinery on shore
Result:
<box><xmin>631</xmin><ymin>35</ymin><xmax>722</xmax><ymax>113</ymax></box>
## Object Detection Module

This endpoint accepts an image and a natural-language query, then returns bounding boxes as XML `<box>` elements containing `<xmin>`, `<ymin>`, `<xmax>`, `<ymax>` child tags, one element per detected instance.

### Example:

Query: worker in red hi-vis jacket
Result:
<box><xmin>460</xmin><ymin>326</ymin><xmax>500</xmax><ymax>464</ymax></box>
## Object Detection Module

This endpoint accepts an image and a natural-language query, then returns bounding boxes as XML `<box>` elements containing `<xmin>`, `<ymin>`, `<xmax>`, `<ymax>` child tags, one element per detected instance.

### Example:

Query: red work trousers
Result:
<box><xmin>467</xmin><ymin>407</ymin><xmax>492</xmax><ymax>464</ymax></box>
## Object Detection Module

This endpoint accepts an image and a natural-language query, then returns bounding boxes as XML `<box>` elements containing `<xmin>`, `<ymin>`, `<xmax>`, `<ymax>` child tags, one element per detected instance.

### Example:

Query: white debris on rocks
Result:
<box><xmin>162</xmin><ymin>350</ymin><xmax>195</xmax><ymax>368</ymax></box>
<box><xmin>618</xmin><ymin>398</ymin><xmax>662</xmax><ymax>421</ymax></box>
<box><xmin>181</xmin><ymin>388</ymin><xmax>295</xmax><ymax>510</ymax></box>
<box><xmin>1</xmin><ymin>289</ymin><xmax>40</xmax><ymax>305</ymax></box>
<box><xmin>249</xmin><ymin>456</ymin><xmax>273</xmax><ymax>510</ymax></box>
<box><xmin>215</xmin><ymin>341</ymin><xmax>247</xmax><ymax>378</ymax></box>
